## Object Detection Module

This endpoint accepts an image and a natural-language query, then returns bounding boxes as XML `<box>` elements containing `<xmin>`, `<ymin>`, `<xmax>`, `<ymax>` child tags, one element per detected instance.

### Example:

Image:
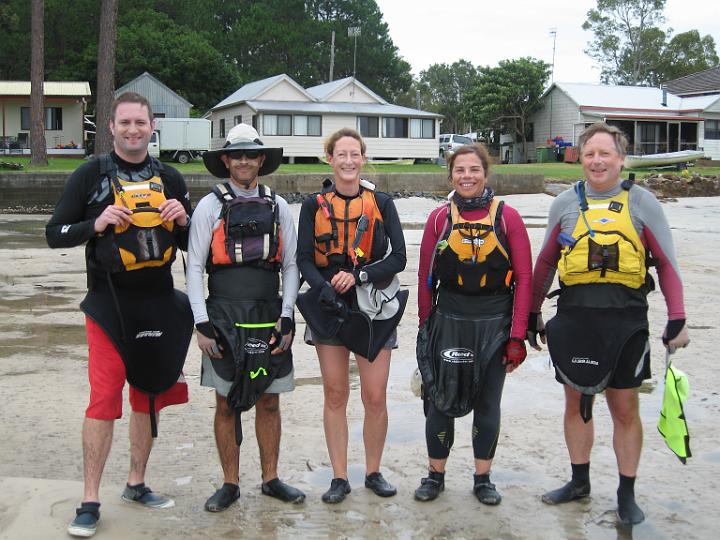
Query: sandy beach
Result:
<box><xmin>1</xmin><ymin>194</ymin><xmax>718</xmax><ymax>540</ymax></box>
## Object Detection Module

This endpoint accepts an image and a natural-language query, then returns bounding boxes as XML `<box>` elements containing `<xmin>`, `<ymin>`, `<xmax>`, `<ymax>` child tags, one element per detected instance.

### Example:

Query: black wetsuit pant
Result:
<box><xmin>425</xmin><ymin>347</ymin><xmax>507</xmax><ymax>460</ymax></box>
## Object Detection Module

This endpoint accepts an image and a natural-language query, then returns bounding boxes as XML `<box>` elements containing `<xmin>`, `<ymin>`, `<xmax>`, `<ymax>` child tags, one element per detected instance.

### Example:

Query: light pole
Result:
<box><xmin>348</xmin><ymin>26</ymin><xmax>361</xmax><ymax>79</ymax></box>
<box><xmin>549</xmin><ymin>28</ymin><xmax>557</xmax><ymax>144</ymax></box>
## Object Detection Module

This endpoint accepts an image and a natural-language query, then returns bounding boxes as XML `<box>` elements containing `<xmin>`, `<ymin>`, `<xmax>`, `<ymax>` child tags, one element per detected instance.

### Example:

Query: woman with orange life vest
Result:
<box><xmin>297</xmin><ymin>128</ymin><xmax>406</xmax><ymax>503</ymax></box>
<box><xmin>414</xmin><ymin>143</ymin><xmax>533</xmax><ymax>503</ymax></box>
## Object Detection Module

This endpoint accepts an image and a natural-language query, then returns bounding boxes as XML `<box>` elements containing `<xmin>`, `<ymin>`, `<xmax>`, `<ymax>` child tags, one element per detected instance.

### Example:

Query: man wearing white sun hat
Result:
<box><xmin>187</xmin><ymin>123</ymin><xmax>305</xmax><ymax>510</ymax></box>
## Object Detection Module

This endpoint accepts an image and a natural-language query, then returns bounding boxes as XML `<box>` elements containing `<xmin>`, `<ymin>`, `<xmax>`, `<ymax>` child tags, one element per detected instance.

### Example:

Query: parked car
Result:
<box><xmin>439</xmin><ymin>133</ymin><xmax>473</xmax><ymax>159</ymax></box>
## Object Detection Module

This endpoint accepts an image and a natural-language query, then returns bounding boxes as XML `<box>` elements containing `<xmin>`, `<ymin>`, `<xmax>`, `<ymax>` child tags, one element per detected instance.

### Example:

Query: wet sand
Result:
<box><xmin>1</xmin><ymin>195</ymin><xmax>718</xmax><ymax>539</ymax></box>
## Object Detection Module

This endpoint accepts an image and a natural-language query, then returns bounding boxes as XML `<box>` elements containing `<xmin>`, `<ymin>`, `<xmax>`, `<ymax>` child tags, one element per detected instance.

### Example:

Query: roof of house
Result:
<box><xmin>664</xmin><ymin>67</ymin><xmax>720</xmax><ymax>97</ymax></box>
<box><xmin>306</xmin><ymin>77</ymin><xmax>387</xmax><ymax>104</ymax></box>
<box><xmin>115</xmin><ymin>71</ymin><xmax>192</xmax><ymax>106</ymax></box>
<box><xmin>211</xmin><ymin>74</ymin><xmax>440</xmax><ymax>118</ymax></box>
<box><xmin>246</xmin><ymin>100</ymin><xmax>441</xmax><ymax>118</ymax></box>
<box><xmin>213</xmin><ymin>74</ymin><xmax>314</xmax><ymax>110</ymax></box>
<box><xmin>550</xmin><ymin>82</ymin><xmax>719</xmax><ymax>112</ymax></box>
<box><xmin>0</xmin><ymin>81</ymin><xmax>91</xmax><ymax>97</ymax></box>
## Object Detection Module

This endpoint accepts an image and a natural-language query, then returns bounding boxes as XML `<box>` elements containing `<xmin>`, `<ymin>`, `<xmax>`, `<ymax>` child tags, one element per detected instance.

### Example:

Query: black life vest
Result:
<box><xmin>207</xmin><ymin>183</ymin><xmax>282</xmax><ymax>273</ymax></box>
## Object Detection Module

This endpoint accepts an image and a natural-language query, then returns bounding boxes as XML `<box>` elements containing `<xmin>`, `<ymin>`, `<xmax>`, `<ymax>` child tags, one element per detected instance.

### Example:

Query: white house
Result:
<box><xmin>208</xmin><ymin>74</ymin><xmax>442</xmax><ymax>161</ymax></box>
<box><xmin>530</xmin><ymin>82</ymin><xmax>720</xmax><ymax>159</ymax></box>
<box><xmin>0</xmin><ymin>81</ymin><xmax>91</xmax><ymax>155</ymax></box>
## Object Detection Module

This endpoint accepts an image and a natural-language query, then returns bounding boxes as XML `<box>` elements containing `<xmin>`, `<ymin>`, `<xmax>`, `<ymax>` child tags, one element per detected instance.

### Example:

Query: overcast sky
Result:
<box><xmin>374</xmin><ymin>0</ymin><xmax>720</xmax><ymax>83</ymax></box>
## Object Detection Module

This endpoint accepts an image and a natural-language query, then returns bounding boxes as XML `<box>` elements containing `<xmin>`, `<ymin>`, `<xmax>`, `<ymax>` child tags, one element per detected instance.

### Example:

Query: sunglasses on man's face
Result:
<box><xmin>226</xmin><ymin>149</ymin><xmax>262</xmax><ymax>160</ymax></box>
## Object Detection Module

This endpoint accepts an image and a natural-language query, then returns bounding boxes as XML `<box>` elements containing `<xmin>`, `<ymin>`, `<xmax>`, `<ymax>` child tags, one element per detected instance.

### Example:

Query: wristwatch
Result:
<box><xmin>358</xmin><ymin>270</ymin><xmax>369</xmax><ymax>284</ymax></box>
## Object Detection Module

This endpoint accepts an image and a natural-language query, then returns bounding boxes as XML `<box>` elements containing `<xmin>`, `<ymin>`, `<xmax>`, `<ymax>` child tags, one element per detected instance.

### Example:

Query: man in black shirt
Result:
<box><xmin>47</xmin><ymin>92</ymin><xmax>192</xmax><ymax>538</ymax></box>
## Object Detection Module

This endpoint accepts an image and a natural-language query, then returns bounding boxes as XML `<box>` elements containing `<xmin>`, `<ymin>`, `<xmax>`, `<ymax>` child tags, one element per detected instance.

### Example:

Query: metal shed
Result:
<box><xmin>115</xmin><ymin>72</ymin><xmax>192</xmax><ymax>118</ymax></box>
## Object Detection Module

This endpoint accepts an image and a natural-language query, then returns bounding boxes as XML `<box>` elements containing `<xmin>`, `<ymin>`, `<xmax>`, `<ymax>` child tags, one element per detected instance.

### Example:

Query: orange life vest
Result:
<box><xmin>313</xmin><ymin>185</ymin><xmax>386</xmax><ymax>269</ymax></box>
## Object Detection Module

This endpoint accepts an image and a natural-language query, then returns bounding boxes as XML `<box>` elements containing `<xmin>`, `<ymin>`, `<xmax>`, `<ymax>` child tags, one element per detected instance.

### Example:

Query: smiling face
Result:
<box><xmin>328</xmin><ymin>136</ymin><xmax>364</xmax><ymax>187</ymax></box>
<box><xmin>581</xmin><ymin>132</ymin><xmax>625</xmax><ymax>192</ymax></box>
<box><xmin>109</xmin><ymin>102</ymin><xmax>154</xmax><ymax>163</ymax></box>
<box><xmin>450</xmin><ymin>152</ymin><xmax>487</xmax><ymax>198</ymax></box>
<box><xmin>220</xmin><ymin>151</ymin><xmax>266</xmax><ymax>189</ymax></box>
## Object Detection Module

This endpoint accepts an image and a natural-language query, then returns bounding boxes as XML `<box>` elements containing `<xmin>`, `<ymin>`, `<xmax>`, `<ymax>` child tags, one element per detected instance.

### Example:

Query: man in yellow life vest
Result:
<box><xmin>529</xmin><ymin>123</ymin><xmax>690</xmax><ymax>525</ymax></box>
<box><xmin>47</xmin><ymin>92</ymin><xmax>193</xmax><ymax>538</ymax></box>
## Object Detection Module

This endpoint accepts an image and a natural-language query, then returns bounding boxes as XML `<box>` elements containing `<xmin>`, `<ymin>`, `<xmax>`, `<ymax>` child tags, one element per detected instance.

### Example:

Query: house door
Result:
<box><xmin>668</xmin><ymin>123</ymin><xmax>679</xmax><ymax>152</ymax></box>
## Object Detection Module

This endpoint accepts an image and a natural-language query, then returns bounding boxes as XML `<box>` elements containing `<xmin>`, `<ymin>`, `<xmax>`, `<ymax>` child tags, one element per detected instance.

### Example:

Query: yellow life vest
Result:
<box><xmin>313</xmin><ymin>186</ymin><xmax>386</xmax><ymax>268</ymax></box>
<box><xmin>558</xmin><ymin>186</ymin><xmax>646</xmax><ymax>289</ymax></box>
<box><xmin>434</xmin><ymin>199</ymin><xmax>513</xmax><ymax>294</ymax></box>
<box><xmin>111</xmin><ymin>176</ymin><xmax>175</xmax><ymax>272</ymax></box>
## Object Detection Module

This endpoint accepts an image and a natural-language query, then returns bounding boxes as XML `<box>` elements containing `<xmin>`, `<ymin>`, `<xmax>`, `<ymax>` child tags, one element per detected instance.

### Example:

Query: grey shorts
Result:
<box><xmin>200</xmin><ymin>354</ymin><xmax>295</xmax><ymax>397</ymax></box>
<box><xmin>303</xmin><ymin>325</ymin><xmax>398</xmax><ymax>349</ymax></box>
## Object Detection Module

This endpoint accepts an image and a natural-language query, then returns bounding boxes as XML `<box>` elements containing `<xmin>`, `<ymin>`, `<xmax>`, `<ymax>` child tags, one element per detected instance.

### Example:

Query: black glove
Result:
<box><xmin>195</xmin><ymin>321</ymin><xmax>217</xmax><ymax>339</ymax></box>
<box><xmin>319</xmin><ymin>282</ymin><xmax>340</xmax><ymax>312</ymax></box>
<box><xmin>663</xmin><ymin>318</ymin><xmax>686</xmax><ymax>345</ymax></box>
<box><xmin>526</xmin><ymin>312</ymin><xmax>546</xmax><ymax>349</ymax></box>
<box><xmin>271</xmin><ymin>316</ymin><xmax>295</xmax><ymax>353</ymax></box>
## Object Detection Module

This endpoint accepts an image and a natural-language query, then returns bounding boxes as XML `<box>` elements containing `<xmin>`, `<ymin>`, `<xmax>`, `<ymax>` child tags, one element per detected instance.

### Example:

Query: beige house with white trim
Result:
<box><xmin>209</xmin><ymin>74</ymin><xmax>442</xmax><ymax>161</ymax></box>
<box><xmin>0</xmin><ymin>81</ymin><xmax>91</xmax><ymax>155</ymax></box>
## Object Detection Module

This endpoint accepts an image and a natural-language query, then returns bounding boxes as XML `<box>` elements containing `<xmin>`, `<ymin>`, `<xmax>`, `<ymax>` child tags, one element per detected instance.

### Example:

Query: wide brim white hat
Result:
<box><xmin>202</xmin><ymin>123</ymin><xmax>283</xmax><ymax>178</ymax></box>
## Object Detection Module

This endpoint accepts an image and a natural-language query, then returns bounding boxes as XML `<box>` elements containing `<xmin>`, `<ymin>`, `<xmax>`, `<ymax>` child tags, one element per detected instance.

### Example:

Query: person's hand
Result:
<box><xmin>663</xmin><ymin>319</ymin><xmax>690</xmax><ymax>354</ymax></box>
<box><xmin>331</xmin><ymin>270</ymin><xmax>356</xmax><ymax>294</ymax></box>
<box><xmin>158</xmin><ymin>198</ymin><xmax>188</xmax><ymax>226</ymax></box>
<box><xmin>94</xmin><ymin>204</ymin><xmax>132</xmax><ymax>233</ymax></box>
<box><xmin>196</xmin><ymin>322</ymin><xmax>222</xmax><ymax>359</ymax></box>
<box><xmin>503</xmin><ymin>338</ymin><xmax>527</xmax><ymax>373</ymax></box>
<box><xmin>526</xmin><ymin>312</ymin><xmax>546</xmax><ymax>351</ymax></box>
<box><xmin>270</xmin><ymin>316</ymin><xmax>294</xmax><ymax>355</ymax></box>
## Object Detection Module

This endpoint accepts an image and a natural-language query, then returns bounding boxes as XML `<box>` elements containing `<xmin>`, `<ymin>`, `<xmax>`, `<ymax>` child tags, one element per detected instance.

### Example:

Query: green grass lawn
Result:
<box><xmin>2</xmin><ymin>156</ymin><xmax>719</xmax><ymax>182</ymax></box>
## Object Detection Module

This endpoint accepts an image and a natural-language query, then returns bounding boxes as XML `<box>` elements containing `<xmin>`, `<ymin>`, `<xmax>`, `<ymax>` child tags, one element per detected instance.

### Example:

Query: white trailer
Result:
<box><xmin>148</xmin><ymin>118</ymin><xmax>211</xmax><ymax>163</ymax></box>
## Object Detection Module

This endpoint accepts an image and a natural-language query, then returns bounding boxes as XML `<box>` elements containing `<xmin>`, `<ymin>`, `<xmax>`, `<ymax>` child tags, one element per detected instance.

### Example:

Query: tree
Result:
<box><xmin>652</xmin><ymin>31</ymin><xmax>720</xmax><ymax>84</ymax></box>
<box><xmin>95</xmin><ymin>0</ymin><xmax>118</xmax><ymax>155</ymax></box>
<box><xmin>29</xmin><ymin>0</ymin><xmax>48</xmax><ymax>166</ymax></box>
<box><xmin>419</xmin><ymin>60</ymin><xmax>479</xmax><ymax>133</ymax></box>
<box><xmin>464</xmin><ymin>58</ymin><xmax>550</xmax><ymax>161</ymax></box>
<box><xmin>583</xmin><ymin>0</ymin><xmax>667</xmax><ymax>84</ymax></box>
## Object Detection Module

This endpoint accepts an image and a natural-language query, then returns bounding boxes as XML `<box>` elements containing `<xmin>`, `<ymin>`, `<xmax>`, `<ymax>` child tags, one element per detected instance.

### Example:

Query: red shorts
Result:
<box><xmin>85</xmin><ymin>317</ymin><xmax>189</xmax><ymax>420</ymax></box>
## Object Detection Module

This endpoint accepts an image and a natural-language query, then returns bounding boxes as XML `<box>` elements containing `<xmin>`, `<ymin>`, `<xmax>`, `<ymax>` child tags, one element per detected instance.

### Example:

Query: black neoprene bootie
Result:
<box><xmin>542</xmin><ymin>462</ymin><xmax>591</xmax><ymax>505</ymax></box>
<box><xmin>414</xmin><ymin>471</ymin><xmax>445</xmax><ymax>502</ymax></box>
<box><xmin>541</xmin><ymin>479</ymin><xmax>591</xmax><ymax>504</ymax></box>
<box><xmin>617</xmin><ymin>475</ymin><xmax>645</xmax><ymax>525</ymax></box>
<box><xmin>473</xmin><ymin>474</ymin><xmax>501</xmax><ymax>505</ymax></box>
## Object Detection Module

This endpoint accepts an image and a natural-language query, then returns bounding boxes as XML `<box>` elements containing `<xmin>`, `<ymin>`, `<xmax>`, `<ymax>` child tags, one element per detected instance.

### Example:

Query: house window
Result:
<box><xmin>383</xmin><ymin>117</ymin><xmax>408</xmax><ymax>138</ymax></box>
<box><xmin>263</xmin><ymin>114</ymin><xmax>291</xmax><ymax>136</ymax></box>
<box><xmin>20</xmin><ymin>107</ymin><xmax>30</xmax><ymax>130</ymax></box>
<box><xmin>251</xmin><ymin>115</ymin><xmax>258</xmax><ymax>130</ymax></box>
<box><xmin>705</xmin><ymin>119</ymin><xmax>720</xmax><ymax>140</ymax></box>
<box><xmin>294</xmin><ymin>115</ymin><xmax>321</xmax><ymax>136</ymax></box>
<box><xmin>219</xmin><ymin>119</ymin><xmax>225</xmax><ymax>138</ymax></box>
<box><xmin>357</xmin><ymin>116</ymin><xmax>379</xmax><ymax>138</ymax></box>
<box><xmin>410</xmin><ymin>118</ymin><xmax>434</xmax><ymax>139</ymax></box>
<box><xmin>234</xmin><ymin>115</ymin><xmax>242</xmax><ymax>126</ymax></box>
<box><xmin>20</xmin><ymin>106</ymin><xmax>63</xmax><ymax>130</ymax></box>
<box><xmin>211</xmin><ymin>120</ymin><xmax>213</xmax><ymax>138</ymax></box>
